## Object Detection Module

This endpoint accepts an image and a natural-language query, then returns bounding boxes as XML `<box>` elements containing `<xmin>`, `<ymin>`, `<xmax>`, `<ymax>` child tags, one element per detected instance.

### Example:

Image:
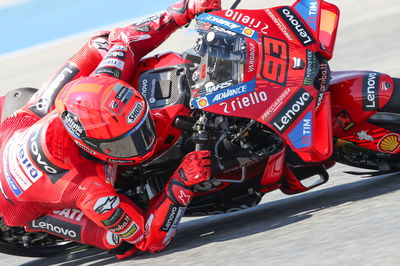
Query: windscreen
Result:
<box><xmin>185</xmin><ymin>21</ymin><xmax>248</xmax><ymax>98</ymax></box>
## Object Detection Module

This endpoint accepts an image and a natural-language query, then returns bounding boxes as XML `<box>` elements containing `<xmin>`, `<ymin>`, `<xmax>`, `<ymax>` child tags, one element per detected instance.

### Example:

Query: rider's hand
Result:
<box><xmin>187</xmin><ymin>0</ymin><xmax>222</xmax><ymax>18</ymax></box>
<box><xmin>173</xmin><ymin>150</ymin><xmax>212</xmax><ymax>187</ymax></box>
<box><xmin>169</xmin><ymin>0</ymin><xmax>222</xmax><ymax>26</ymax></box>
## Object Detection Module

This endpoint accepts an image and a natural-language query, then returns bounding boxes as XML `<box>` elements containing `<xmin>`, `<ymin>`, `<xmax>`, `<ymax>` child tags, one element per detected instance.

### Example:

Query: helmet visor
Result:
<box><xmin>82</xmin><ymin>113</ymin><xmax>156</xmax><ymax>159</ymax></box>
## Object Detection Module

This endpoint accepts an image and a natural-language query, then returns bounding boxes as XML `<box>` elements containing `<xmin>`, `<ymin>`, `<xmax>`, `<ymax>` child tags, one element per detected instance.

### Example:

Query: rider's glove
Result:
<box><xmin>169</xmin><ymin>0</ymin><xmax>222</xmax><ymax>26</ymax></box>
<box><xmin>172</xmin><ymin>150</ymin><xmax>212</xmax><ymax>187</ymax></box>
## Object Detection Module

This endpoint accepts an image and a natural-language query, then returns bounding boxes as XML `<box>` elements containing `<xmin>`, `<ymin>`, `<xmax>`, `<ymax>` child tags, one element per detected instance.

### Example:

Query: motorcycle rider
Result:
<box><xmin>0</xmin><ymin>0</ymin><xmax>221</xmax><ymax>259</ymax></box>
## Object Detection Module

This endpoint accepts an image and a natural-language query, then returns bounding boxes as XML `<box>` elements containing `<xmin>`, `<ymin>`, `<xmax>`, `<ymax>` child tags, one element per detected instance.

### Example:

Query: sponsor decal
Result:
<box><xmin>200</xmin><ymin>14</ymin><xmax>241</xmax><ymax>30</ymax></box>
<box><xmin>74</xmin><ymin>140</ymin><xmax>97</xmax><ymax>155</ymax></box>
<box><xmin>52</xmin><ymin>208</ymin><xmax>85</xmax><ymax>221</ymax></box>
<box><xmin>120</xmin><ymin>223</ymin><xmax>139</xmax><ymax>238</ymax></box>
<box><xmin>381</xmin><ymin>81</ymin><xmax>392</xmax><ymax>91</ymax></box>
<box><xmin>108</xmin><ymin>213</ymin><xmax>132</xmax><ymax>233</ymax></box>
<box><xmin>288</xmin><ymin>111</ymin><xmax>313</xmax><ymax>148</ymax></box>
<box><xmin>178</xmin><ymin>190</ymin><xmax>191</xmax><ymax>206</ymax></box>
<box><xmin>193</xmin><ymin>80</ymin><xmax>234</xmax><ymax>98</ymax></box>
<box><xmin>98</xmin><ymin>58</ymin><xmax>125</xmax><ymax>71</ymax></box>
<box><xmin>317</xmin><ymin>63</ymin><xmax>330</xmax><ymax>92</ymax></box>
<box><xmin>292</xmin><ymin>57</ymin><xmax>305</xmax><ymax>70</ymax></box>
<box><xmin>271</xmin><ymin>88</ymin><xmax>314</xmax><ymax>133</ymax></box>
<box><xmin>93</xmin><ymin>38</ymin><xmax>109</xmax><ymax>51</ymax></box>
<box><xmin>247</xmin><ymin>42</ymin><xmax>257</xmax><ymax>73</ymax></box>
<box><xmin>3</xmin><ymin>139</ymin><xmax>23</xmax><ymax>196</ymax></box>
<box><xmin>196</xmin><ymin>97</ymin><xmax>209</xmax><ymax>108</ymax></box>
<box><xmin>62</xmin><ymin>111</ymin><xmax>86</xmax><ymax>138</ymax></box>
<box><xmin>107</xmin><ymin>158</ymin><xmax>133</xmax><ymax>164</ymax></box>
<box><xmin>220</xmin><ymin>90</ymin><xmax>268</xmax><ymax>113</ymax></box>
<box><xmin>212</xmin><ymin>84</ymin><xmax>249</xmax><ymax>103</ymax></box>
<box><xmin>139</xmin><ymin>78</ymin><xmax>158</xmax><ymax>104</ymax></box>
<box><xmin>304</xmin><ymin>50</ymin><xmax>319</xmax><ymax>85</ymax></box>
<box><xmin>362</xmin><ymin>72</ymin><xmax>380</xmax><ymax>111</ymax></box>
<box><xmin>191</xmin><ymin>79</ymin><xmax>256</xmax><ymax>109</ymax></box>
<box><xmin>294</xmin><ymin>0</ymin><xmax>319</xmax><ymax>31</ymax></box>
<box><xmin>162</xmin><ymin>207</ymin><xmax>186</xmax><ymax>245</ymax></box>
<box><xmin>110</xmin><ymin>45</ymin><xmax>128</xmax><ymax>51</ymax></box>
<box><xmin>115</xmin><ymin>86</ymin><xmax>133</xmax><ymax>103</ymax></box>
<box><xmin>211</xmin><ymin>25</ymin><xmax>237</xmax><ymax>36</ymax></box>
<box><xmin>127</xmin><ymin>102</ymin><xmax>144</xmax><ymax>124</ymax></box>
<box><xmin>357</xmin><ymin>130</ymin><xmax>374</xmax><ymax>141</ymax></box>
<box><xmin>161</xmin><ymin>205</ymin><xmax>179</xmax><ymax>232</ymax></box>
<box><xmin>225</xmin><ymin>10</ymin><xmax>269</xmax><ymax>34</ymax></box>
<box><xmin>265</xmin><ymin>9</ymin><xmax>294</xmax><ymax>41</ymax></box>
<box><xmin>136</xmin><ymin>25</ymin><xmax>151</xmax><ymax>33</ymax></box>
<box><xmin>315</xmin><ymin>92</ymin><xmax>324</xmax><ymax>110</ymax></box>
<box><xmin>198</xmin><ymin>13</ymin><xmax>258</xmax><ymax>40</ymax></box>
<box><xmin>378</xmin><ymin>133</ymin><xmax>400</xmax><ymax>153</ymax></box>
<box><xmin>4</xmin><ymin>168</ymin><xmax>22</xmax><ymax>197</ymax></box>
<box><xmin>204</xmin><ymin>80</ymin><xmax>234</xmax><ymax>95</ymax></box>
<box><xmin>29</xmin><ymin>216</ymin><xmax>82</xmax><ymax>241</ymax></box>
<box><xmin>242</xmin><ymin>27</ymin><xmax>255</xmax><ymax>38</ymax></box>
<box><xmin>105</xmin><ymin>50</ymin><xmax>126</xmax><ymax>61</ymax></box>
<box><xmin>95</xmin><ymin>66</ymin><xmax>121</xmax><ymax>79</ymax></box>
<box><xmin>28</xmin><ymin>126</ymin><xmax>68</xmax><ymax>182</ymax></box>
<box><xmin>262</xmin><ymin>88</ymin><xmax>292</xmax><ymax>122</ymax></box>
<box><xmin>102</xmin><ymin>84</ymin><xmax>133</xmax><ymax>115</ymax></box>
<box><xmin>94</xmin><ymin>196</ymin><xmax>120</xmax><ymax>214</ymax></box>
<box><xmin>105</xmin><ymin>231</ymin><xmax>121</xmax><ymax>247</ymax></box>
<box><xmin>30</xmin><ymin>64</ymin><xmax>79</xmax><ymax>117</ymax></box>
<box><xmin>277</xmin><ymin>7</ymin><xmax>316</xmax><ymax>46</ymax></box>
<box><xmin>336</xmin><ymin>110</ymin><xmax>355</xmax><ymax>131</ymax></box>
<box><xmin>128</xmin><ymin>34</ymin><xmax>151</xmax><ymax>43</ymax></box>
<box><xmin>114</xmin><ymin>84</ymin><xmax>134</xmax><ymax>104</ymax></box>
<box><xmin>261</xmin><ymin>36</ymin><xmax>289</xmax><ymax>85</ymax></box>
<box><xmin>101</xmin><ymin>207</ymin><xmax>124</xmax><ymax>227</ymax></box>
<box><xmin>15</xmin><ymin>146</ymin><xmax>38</xmax><ymax>186</ymax></box>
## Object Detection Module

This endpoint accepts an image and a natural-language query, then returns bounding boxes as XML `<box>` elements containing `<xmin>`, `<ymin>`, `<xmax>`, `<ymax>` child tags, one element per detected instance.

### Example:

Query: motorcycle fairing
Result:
<box><xmin>293</xmin><ymin>0</ymin><xmax>340</xmax><ymax>59</ymax></box>
<box><xmin>330</xmin><ymin>71</ymin><xmax>398</xmax><ymax>154</ymax></box>
<box><xmin>189</xmin><ymin>5</ymin><xmax>336</xmax><ymax>162</ymax></box>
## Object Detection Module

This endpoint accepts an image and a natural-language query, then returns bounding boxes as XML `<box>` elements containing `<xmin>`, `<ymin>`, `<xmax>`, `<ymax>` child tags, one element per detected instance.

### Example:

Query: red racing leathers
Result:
<box><xmin>0</xmin><ymin>0</ymin><xmax>220</xmax><ymax>256</ymax></box>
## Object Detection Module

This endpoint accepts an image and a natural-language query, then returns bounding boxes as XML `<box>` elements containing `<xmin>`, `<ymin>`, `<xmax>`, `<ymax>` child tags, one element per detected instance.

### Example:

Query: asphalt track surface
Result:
<box><xmin>0</xmin><ymin>0</ymin><xmax>400</xmax><ymax>265</ymax></box>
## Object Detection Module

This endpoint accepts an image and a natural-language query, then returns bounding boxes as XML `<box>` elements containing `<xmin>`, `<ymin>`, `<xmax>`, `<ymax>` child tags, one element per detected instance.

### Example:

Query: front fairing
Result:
<box><xmin>186</xmin><ymin>1</ymin><xmax>339</xmax><ymax>163</ymax></box>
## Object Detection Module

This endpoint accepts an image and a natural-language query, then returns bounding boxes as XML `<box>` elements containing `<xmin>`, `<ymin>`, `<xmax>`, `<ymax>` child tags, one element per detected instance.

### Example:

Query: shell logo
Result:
<box><xmin>378</xmin><ymin>133</ymin><xmax>400</xmax><ymax>153</ymax></box>
<box><xmin>197</xmin><ymin>97</ymin><xmax>209</xmax><ymax>108</ymax></box>
<box><xmin>242</xmin><ymin>27</ymin><xmax>254</xmax><ymax>37</ymax></box>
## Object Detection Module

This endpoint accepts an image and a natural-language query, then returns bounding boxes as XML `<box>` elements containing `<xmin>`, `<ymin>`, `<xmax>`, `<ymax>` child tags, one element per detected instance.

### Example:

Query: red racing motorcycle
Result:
<box><xmin>0</xmin><ymin>0</ymin><xmax>399</xmax><ymax>258</ymax></box>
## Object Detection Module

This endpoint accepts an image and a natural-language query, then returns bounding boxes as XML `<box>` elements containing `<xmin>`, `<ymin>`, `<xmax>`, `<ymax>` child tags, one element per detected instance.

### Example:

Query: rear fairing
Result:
<box><xmin>330</xmin><ymin>71</ymin><xmax>400</xmax><ymax>155</ymax></box>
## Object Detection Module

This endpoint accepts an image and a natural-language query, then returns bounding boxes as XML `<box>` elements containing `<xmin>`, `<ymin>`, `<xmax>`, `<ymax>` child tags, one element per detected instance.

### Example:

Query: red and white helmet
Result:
<box><xmin>55</xmin><ymin>75</ymin><xmax>156</xmax><ymax>165</ymax></box>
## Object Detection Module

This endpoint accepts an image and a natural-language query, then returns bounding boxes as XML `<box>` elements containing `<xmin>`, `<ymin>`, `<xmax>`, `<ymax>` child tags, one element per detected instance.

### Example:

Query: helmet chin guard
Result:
<box><xmin>55</xmin><ymin>76</ymin><xmax>156</xmax><ymax>165</ymax></box>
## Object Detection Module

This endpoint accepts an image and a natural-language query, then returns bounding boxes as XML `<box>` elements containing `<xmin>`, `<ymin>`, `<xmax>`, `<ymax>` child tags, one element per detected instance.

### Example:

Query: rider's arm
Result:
<box><xmin>77</xmin><ymin>150</ymin><xmax>211</xmax><ymax>254</ymax></box>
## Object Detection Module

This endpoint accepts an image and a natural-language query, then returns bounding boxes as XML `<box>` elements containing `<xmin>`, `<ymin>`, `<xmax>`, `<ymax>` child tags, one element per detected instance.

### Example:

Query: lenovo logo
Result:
<box><xmin>271</xmin><ymin>89</ymin><xmax>314</xmax><ymax>133</ymax></box>
<box><xmin>362</xmin><ymin>72</ymin><xmax>380</xmax><ymax>111</ymax></box>
<box><xmin>277</xmin><ymin>7</ymin><xmax>316</xmax><ymax>46</ymax></box>
<box><xmin>29</xmin><ymin>216</ymin><xmax>81</xmax><ymax>241</ymax></box>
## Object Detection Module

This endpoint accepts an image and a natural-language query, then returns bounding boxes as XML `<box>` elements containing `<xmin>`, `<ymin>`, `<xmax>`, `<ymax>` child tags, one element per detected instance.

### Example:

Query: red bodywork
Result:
<box><xmin>330</xmin><ymin>71</ymin><xmax>397</xmax><ymax>153</ymax></box>
<box><xmin>1</xmin><ymin>0</ymin><xmax>396</xmax><ymax>201</ymax></box>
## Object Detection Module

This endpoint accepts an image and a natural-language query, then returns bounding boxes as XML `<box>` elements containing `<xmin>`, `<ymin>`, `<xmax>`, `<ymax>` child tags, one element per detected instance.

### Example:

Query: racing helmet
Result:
<box><xmin>55</xmin><ymin>75</ymin><xmax>156</xmax><ymax>165</ymax></box>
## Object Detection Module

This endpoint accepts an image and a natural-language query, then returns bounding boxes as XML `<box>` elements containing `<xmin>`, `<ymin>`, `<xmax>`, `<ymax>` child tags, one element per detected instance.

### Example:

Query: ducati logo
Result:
<box><xmin>336</xmin><ymin>110</ymin><xmax>355</xmax><ymax>131</ymax></box>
